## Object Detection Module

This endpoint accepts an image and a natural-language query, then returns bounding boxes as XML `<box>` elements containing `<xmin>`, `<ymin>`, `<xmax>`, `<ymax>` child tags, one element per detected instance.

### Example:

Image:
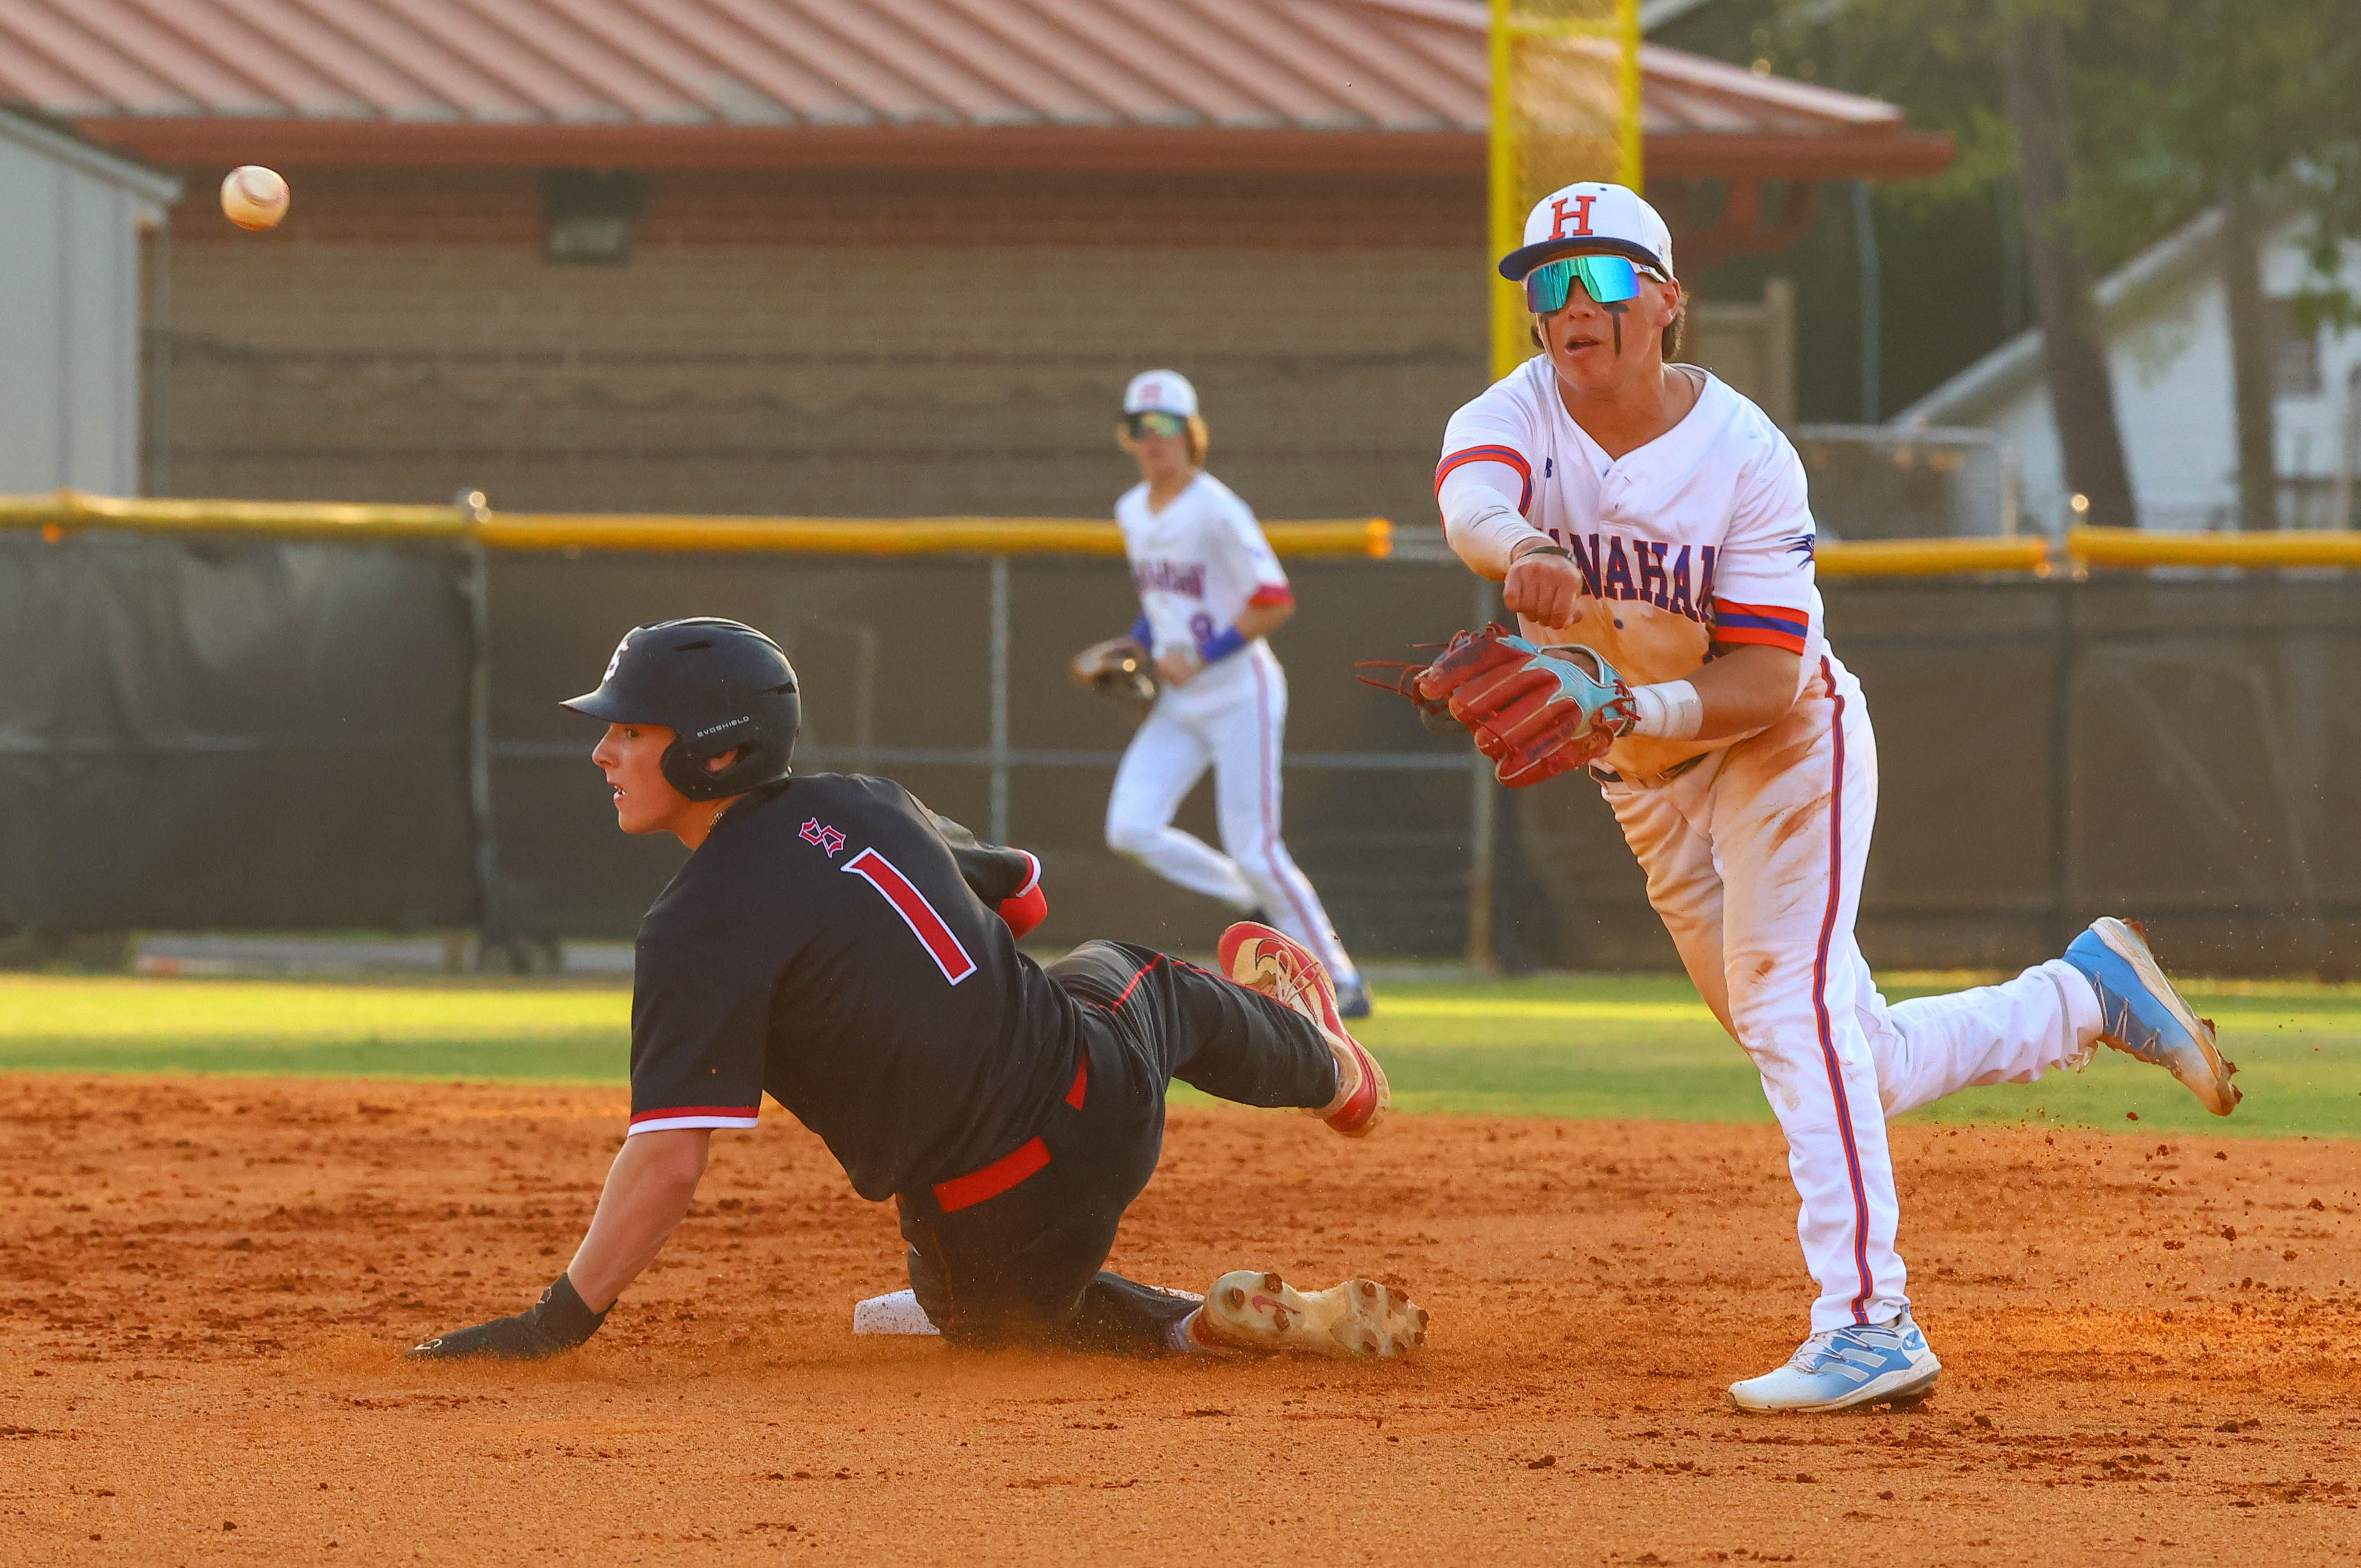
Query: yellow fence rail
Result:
<box><xmin>1817</xmin><ymin>530</ymin><xmax>2361</xmax><ymax>575</ymax></box>
<box><xmin>0</xmin><ymin>491</ymin><xmax>469</xmax><ymax>539</ymax></box>
<box><xmin>2066</xmin><ymin>527</ymin><xmax>2361</xmax><ymax>571</ymax></box>
<box><xmin>12</xmin><ymin>492</ymin><xmax>2361</xmax><ymax>576</ymax></box>
<box><xmin>476</xmin><ymin>514</ymin><xmax>1395</xmax><ymax>558</ymax></box>
<box><xmin>0</xmin><ymin>491</ymin><xmax>1392</xmax><ymax>559</ymax></box>
<box><xmin>1815</xmin><ymin>537</ymin><xmax>2051</xmax><ymax>578</ymax></box>
<box><xmin>1816</xmin><ymin>531</ymin><xmax>2361</xmax><ymax>575</ymax></box>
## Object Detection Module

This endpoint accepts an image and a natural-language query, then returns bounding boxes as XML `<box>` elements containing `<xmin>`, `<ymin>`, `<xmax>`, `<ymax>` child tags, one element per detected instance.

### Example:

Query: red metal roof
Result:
<box><xmin>0</xmin><ymin>0</ymin><xmax>1949</xmax><ymax>177</ymax></box>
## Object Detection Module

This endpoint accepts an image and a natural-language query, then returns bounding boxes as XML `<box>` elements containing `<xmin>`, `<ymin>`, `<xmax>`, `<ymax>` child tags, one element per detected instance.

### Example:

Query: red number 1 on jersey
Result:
<box><xmin>842</xmin><ymin>847</ymin><xmax>978</xmax><ymax>985</ymax></box>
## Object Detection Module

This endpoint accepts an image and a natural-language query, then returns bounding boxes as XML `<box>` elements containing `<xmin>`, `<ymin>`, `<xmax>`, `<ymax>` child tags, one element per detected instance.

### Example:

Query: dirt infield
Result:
<box><xmin>2</xmin><ymin>1076</ymin><xmax>2355</xmax><ymax>1565</ymax></box>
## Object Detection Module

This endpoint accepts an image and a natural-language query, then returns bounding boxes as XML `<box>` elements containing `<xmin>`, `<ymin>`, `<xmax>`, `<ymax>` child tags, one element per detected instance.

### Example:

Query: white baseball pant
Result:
<box><xmin>1103</xmin><ymin>645</ymin><xmax>1360</xmax><ymax>985</ymax></box>
<box><xmin>1603</xmin><ymin>652</ymin><xmax>2104</xmax><ymax>1332</ymax></box>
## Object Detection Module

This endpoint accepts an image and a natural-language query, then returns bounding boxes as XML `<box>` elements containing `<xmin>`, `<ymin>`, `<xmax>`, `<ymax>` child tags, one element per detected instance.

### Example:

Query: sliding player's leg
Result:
<box><xmin>1054</xmin><ymin>937</ymin><xmax>1418</xmax><ymax>1357</ymax></box>
<box><xmin>1046</xmin><ymin>939</ymin><xmax>1344</xmax><ymax>1120</ymax></box>
<box><xmin>895</xmin><ymin>937</ymin><xmax>1413</xmax><ymax>1358</ymax></box>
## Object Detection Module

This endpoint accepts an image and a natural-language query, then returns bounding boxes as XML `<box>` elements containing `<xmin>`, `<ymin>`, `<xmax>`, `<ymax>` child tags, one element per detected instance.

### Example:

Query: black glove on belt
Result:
<box><xmin>407</xmin><ymin>1274</ymin><xmax>609</xmax><ymax>1361</ymax></box>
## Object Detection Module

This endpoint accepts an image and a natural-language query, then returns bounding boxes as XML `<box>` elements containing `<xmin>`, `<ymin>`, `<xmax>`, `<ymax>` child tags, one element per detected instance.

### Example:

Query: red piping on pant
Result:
<box><xmin>1808</xmin><ymin>655</ymin><xmax>1876</xmax><ymax>1324</ymax></box>
<box><xmin>1096</xmin><ymin>952</ymin><xmax>1162</xmax><ymax>1012</ymax></box>
<box><xmin>1250</xmin><ymin>656</ymin><xmax>1324</xmax><ymax>952</ymax></box>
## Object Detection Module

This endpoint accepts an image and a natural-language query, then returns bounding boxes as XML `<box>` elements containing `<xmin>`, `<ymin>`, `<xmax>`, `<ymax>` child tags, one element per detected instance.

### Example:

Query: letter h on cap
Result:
<box><xmin>1549</xmin><ymin>194</ymin><xmax>1596</xmax><ymax>239</ymax></box>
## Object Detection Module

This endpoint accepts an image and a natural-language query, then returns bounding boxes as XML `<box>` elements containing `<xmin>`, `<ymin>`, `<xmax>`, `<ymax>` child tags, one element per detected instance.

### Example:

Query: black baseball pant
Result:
<box><xmin>896</xmin><ymin>940</ymin><xmax>1338</xmax><ymax>1356</ymax></box>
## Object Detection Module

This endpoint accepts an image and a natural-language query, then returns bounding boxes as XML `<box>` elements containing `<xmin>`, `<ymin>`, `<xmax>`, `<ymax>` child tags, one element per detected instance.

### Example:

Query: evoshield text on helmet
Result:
<box><xmin>562</xmin><ymin>618</ymin><xmax>800</xmax><ymax>802</ymax></box>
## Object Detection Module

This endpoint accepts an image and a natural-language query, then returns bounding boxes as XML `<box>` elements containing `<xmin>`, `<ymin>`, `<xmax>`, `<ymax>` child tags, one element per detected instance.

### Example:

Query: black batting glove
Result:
<box><xmin>408</xmin><ymin>1274</ymin><xmax>609</xmax><ymax>1361</ymax></box>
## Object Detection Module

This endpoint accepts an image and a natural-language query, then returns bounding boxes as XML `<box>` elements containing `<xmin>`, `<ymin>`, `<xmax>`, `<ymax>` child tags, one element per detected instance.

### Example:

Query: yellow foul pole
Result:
<box><xmin>1488</xmin><ymin>0</ymin><xmax>1645</xmax><ymax>382</ymax></box>
<box><xmin>1488</xmin><ymin>0</ymin><xmax>1523</xmax><ymax>383</ymax></box>
<box><xmin>1616</xmin><ymin>0</ymin><xmax>1643</xmax><ymax>190</ymax></box>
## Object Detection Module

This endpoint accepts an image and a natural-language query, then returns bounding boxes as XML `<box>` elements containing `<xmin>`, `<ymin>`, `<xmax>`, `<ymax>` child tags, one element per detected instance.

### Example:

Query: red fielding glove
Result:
<box><xmin>1413</xmin><ymin>624</ymin><xmax>1635</xmax><ymax>789</ymax></box>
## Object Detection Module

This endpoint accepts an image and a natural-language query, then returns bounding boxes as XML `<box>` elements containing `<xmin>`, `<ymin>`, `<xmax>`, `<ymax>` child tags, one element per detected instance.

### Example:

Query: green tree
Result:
<box><xmin>2000</xmin><ymin>1</ymin><xmax>2136</xmax><ymax>528</ymax></box>
<box><xmin>1748</xmin><ymin>0</ymin><xmax>2361</xmax><ymax>528</ymax></box>
<box><xmin>2068</xmin><ymin>0</ymin><xmax>2361</xmax><ymax>528</ymax></box>
<box><xmin>1694</xmin><ymin>0</ymin><xmax>2139</xmax><ymax>523</ymax></box>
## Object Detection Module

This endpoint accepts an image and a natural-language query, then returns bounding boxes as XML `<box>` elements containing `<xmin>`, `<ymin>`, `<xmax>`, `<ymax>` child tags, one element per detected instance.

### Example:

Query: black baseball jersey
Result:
<box><xmin>625</xmin><ymin>772</ymin><xmax>1078</xmax><ymax>1200</ymax></box>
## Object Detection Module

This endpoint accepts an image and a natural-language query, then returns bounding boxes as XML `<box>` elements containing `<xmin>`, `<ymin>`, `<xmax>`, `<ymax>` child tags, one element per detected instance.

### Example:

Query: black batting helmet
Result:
<box><xmin>562</xmin><ymin>618</ymin><xmax>800</xmax><ymax>802</ymax></box>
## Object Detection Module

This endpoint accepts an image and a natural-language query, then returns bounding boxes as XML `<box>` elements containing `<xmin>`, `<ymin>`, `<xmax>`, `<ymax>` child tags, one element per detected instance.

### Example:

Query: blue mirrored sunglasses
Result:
<box><xmin>1522</xmin><ymin>254</ymin><xmax>1656</xmax><ymax>313</ymax></box>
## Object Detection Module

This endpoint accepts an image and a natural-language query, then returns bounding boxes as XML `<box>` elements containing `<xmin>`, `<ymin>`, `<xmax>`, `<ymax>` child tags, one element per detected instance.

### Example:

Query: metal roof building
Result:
<box><xmin>0</xmin><ymin>1</ymin><xmax>1953</xmax><ymax>516</ymax></box>
<box><xmin>0</xmin><ymin>0</ymin><xmax>1947</xmax><ymax>181</ymax></box>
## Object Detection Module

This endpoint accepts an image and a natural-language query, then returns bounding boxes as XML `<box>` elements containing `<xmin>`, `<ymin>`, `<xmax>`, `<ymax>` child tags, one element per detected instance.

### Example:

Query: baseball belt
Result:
<box><xmin>925</xmin><ymin>1053</ymin><xmax>1090</xmax><ymax>1212</ymax></box>
<box><xmin>1587</xmin><ymin>751</ymin><xmax>1709</xmax><ymax>790</ymax></box>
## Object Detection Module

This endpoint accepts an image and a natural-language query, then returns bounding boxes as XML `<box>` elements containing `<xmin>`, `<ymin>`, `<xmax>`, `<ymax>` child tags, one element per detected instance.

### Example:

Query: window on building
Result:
<box><xmin>2266</xmin><ymin>298</ymin><xmax>2323</xmax><ymax>397</ymax></box>
<box><xmin>544</xmin><ymin>170</ymin><xmax>643</xmax><ymax>266</ymax></box>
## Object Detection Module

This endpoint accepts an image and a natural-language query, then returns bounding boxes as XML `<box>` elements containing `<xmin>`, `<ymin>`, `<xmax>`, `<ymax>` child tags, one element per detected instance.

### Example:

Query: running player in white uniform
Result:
<box><xmin>1093</xmin><ymin>370</ymin><xmax>1369</xmax><ymax>1017</ymax></box>
<box><xmin>1432</xmin><ymin>183</ymin><xmax>2240</xmax><ymax>1411</ymax></box>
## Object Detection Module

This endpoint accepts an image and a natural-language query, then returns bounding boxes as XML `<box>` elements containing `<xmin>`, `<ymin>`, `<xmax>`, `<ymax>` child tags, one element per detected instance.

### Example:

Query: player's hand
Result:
<box><xmin>1156</xmin><ymin>648</ymin><xmax>1200</xmax><ymax>688</ymax></box>
<box><xmin>408</xmin><ymin>1311</ymin><xmax>571</xmax><ymax>1361</ymax></box>
<box><xmin>1503</xmin><ymin>542</ymin><xmax>1584</xmax><ymax>629</ymax></box>
<box><xmin>407</xmin><ymin>1274</ymin><xmax>607</xmax><ymax>1361</ymax></box>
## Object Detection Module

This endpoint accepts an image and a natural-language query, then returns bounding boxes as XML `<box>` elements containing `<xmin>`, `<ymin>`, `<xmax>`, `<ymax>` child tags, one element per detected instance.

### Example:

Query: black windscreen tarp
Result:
<box><xmin>5</xmin><ymin>527</ymin><xmax>2356</xmax><ymax>974</ymax></box>
<box><xmin>0</xmin><ymin>532</ymin><xmax>476</xmax><ymax>934</ymax></box>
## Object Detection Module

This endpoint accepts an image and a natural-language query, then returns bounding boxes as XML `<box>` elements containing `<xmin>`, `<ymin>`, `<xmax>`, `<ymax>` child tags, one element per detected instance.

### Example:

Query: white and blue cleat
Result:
<box><xmin>1729</xmin><ymin>1310</ymin><xmax>1943</xmax><ymax>1413</ymax></box>
<box><xmin>1335</xmin><ymin>978</ymin><xmax>1373</xmax><ymax>1020</ymax></box>
<box><xmin>2063</xmin><ymin>917</ymin><xmax>2240</xmax><ymax>1116</ymax></box>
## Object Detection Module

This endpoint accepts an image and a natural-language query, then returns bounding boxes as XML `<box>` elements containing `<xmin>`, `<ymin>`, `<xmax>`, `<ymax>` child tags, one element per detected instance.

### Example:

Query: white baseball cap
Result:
<box><xmin>1123</xmin><ymin>369</ymin><xmax>1199</xmax><ymax>418</ymax></box>
<box><xmin>1497</xmin><ymin>181</ymin><xmax>1675</xmax><ymax>283</ymax></box>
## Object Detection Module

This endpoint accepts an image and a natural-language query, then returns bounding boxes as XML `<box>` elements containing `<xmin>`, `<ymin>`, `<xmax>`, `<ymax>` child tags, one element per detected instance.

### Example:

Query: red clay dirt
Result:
<box><xmin>1</xmin><ymin>1074</ymin><xmax>2355</xmax><ymax>1566</ymax></box>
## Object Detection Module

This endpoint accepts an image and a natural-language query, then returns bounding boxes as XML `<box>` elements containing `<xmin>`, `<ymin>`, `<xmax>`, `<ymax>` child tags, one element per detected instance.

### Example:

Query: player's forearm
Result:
<box><xmin>1165</xmin><ymin>601</ymin><xmax>1294</xmax><ymax>685</ymax></box>
<box><xmin>1234</xmin><ymin>601</ymin><xmax>1292</xmax><ymax>642</ymax></box>
<box><xmin>565</xmin><ymin>1128</ymin><xmax>712</xmax><ymax>1310</ymax></box>
<box><xmin>1686</xmin><ymin>644</ymin><xmax>1802</xmax><ymax>738</ymax></box>
<box><xmin>1438</xmin><ymin>467</ymin><xmax>1549</xmax><ymax>579</ymax></box>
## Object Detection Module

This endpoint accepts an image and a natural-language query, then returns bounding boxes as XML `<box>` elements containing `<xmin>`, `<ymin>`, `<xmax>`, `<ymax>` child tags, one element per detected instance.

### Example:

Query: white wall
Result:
<box><xmin>0</xmin><ymin>116</ymin><xmax>175</xmax><ymax>496</ymax></box>
<box><xmin>1974</xmin><ymin>223</ymin><xmax>2361</xmax><ymax>532</ymax></box>
<box><xmin>2267</xmin><ymin>234</ymin><xmax>2361</xmax><ymax>514</ymax></box>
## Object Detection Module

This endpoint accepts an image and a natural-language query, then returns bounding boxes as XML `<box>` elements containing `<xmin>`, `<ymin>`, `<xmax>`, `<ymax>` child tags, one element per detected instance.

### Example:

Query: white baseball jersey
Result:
<box><xmin>1437</xmin><ymin>361</ymin><xmax>1822</xmax><ymax>780</ymax></box>
<box><xmin>1438</xmin><ymin>357</ymin><xmax>2107</xmax><ymax>1339</ymax></box>
<box><xmin>1104</xmin><ymin>469</ymin><xmax>1356</xmax><ymax>986</ymax></box>
<box><xmin>1114</xmin><ymin>472</ymin><xmax>1293</xmax><ymax>664</ymax></box>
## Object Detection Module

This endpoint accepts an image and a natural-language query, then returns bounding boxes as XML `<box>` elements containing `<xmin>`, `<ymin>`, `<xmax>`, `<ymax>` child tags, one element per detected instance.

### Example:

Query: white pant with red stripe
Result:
<box><xmin>1604</xmin><ymin>652</ymin><xmax>2104</xmax><ymax>1332</ymax></box>
<box><xmin>1104</xmin><ymin>642</ymin><xmax>1360</xmax><ymax>985</ymax></box>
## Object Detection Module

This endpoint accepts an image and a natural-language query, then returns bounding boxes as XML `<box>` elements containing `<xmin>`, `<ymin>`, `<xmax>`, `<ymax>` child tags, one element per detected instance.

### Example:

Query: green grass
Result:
<box><xmin>1327</xmin><ymin>973</ymin><xmax>2361</xmax><ymax>1138</ymax></box>
<box><xmin>3</xmin><ymin>971</ymin><xmax>2355</xmax><ymax>1138</ymax></box>
<box><xmin>0</xmin><ymin>975</ymin><xmax>631</xmax><ymax>1084</ymax></box>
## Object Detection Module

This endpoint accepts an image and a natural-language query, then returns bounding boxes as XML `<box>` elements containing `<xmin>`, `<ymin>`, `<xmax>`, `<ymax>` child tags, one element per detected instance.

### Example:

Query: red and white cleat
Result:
<box><xmin>1217</xmin><ymin>921</ymin><xmax>1390</xmax><ymax>1137</ymax></box>
<box><xmin>1194</xmin><ymin>1271</ymin><xmax>1429</xmax><ymax>1359</ymax></box>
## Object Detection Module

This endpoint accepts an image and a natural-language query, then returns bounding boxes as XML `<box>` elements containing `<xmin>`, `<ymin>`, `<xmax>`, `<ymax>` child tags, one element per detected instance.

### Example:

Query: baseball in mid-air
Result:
<box><xmin>220</xmin><ymin>165</ymin><xmax>290</xmax><ymax>231</ymax></box>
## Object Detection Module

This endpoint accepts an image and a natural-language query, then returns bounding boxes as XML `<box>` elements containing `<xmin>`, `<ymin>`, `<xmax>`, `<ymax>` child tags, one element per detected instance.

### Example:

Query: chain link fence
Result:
<box><xmin>5</xmin><ymin>526</ymin><xmax>2357</xmax><ymax>977</ymax></box>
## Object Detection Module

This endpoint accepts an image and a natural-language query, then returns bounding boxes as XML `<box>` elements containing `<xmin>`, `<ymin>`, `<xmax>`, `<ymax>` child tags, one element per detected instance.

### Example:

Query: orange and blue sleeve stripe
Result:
<box><xmin>1711</xmin><ymin>599</ymin><xmax>1809</xmax><ymax>653</ymax></box>
<box><xmin>1434</xmin><ymin>446</ymin><xmax>1533</xmax><ymax>513</ymax></box>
